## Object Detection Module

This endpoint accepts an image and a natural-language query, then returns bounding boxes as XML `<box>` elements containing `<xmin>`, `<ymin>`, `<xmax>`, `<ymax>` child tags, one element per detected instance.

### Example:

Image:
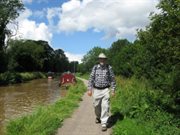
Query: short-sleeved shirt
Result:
<box><xmin>88</xmin><ymin>64</ymin><xmax>116</xmax><ymax>91</ymax></box>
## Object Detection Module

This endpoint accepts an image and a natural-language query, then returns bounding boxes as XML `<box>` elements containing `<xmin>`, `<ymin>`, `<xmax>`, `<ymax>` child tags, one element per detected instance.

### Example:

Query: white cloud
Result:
<box><xmin>33</xmin><ymin>9</ymin><xmax>46</xmax><ymax>19</ymax></box>
<box><xmin>61</xmin><ymin>0</ymin><xmax>81</xmax><ymax>12</ymax></box>
<box><xmin>9</xmin><ymin>8</ymin><xmax>52</xmax><ymax>44</ymax></box>
<box><xmin>58</xmin><ymin>0</ymin><xmax>159</xmax><ymax>39</ymax></box>
<box><xmin>47</xmin><ymin>7</ymin><xmax>61</xmax><ymax>28</ymax></box>
<box><xmin>65</xmin><ymin>52</ymin><xmax>84</xmax><ymax>63</ymax></box>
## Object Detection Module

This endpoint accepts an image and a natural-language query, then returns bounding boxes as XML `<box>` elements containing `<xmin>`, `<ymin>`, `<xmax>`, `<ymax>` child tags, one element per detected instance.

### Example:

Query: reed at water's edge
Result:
<box><xmin>5</xmin><ymin>79</ymin><xmax>86</xmax><ymax>135</ymax></box>
<box><xmin>0</xmin><ymin>72</ymin><xmax>46</xmax><ymax>86</ymax></box>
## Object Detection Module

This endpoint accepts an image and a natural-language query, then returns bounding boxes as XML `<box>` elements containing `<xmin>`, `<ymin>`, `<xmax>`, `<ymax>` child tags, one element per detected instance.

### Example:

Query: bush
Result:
<box><xmin>0</xmin><ymin>72</ymin><xmax>22</xmax><ymax>85</ymax></box>
<box><xmin>0</xmin><ymin>72</ymin><xmax>46</xmax><ymax>86</ymax></box>
<box><xmin>111</xmin><ymin>76</ymin><xmax>180</xmax><ymax>135</ymax></box>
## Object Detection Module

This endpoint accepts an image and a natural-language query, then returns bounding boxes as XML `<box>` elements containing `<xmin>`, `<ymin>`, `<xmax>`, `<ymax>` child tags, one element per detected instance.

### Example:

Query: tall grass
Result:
<box><xmin>111</xmin><ymin>77</ymin><xmax>180</xmax><ymax>135</ymax></box>
<box><xmin>6</xmin><ymin>79</ymin><xmax>86</xmax><ymax>135</ymax></box>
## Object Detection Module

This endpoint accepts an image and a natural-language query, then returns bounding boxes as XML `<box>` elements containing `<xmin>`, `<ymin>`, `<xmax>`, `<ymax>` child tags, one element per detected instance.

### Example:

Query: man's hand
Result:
<box><xmin>111</xmin><ymin>91</ymin><xmax>115</xmax><ymax>97</ymax></box>
<box><xmin>87</xmin><ymin>90</ymin><xmax>92</xmax><ymax>96</ymax></box>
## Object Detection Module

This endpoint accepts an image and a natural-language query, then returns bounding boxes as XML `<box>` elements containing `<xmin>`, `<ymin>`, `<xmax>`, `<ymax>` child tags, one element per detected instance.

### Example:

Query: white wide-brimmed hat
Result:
<box><xmin>98</xmin><ymin>53</ymin><xmax>107</xmax><ymax>59</ymax></box>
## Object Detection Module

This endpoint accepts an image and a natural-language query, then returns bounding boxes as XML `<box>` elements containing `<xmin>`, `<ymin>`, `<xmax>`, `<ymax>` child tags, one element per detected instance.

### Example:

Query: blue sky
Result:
<box><xmin>11</xmin><ymin>0</ymin><xmax>158</xmax><ymax>62</ymax></box>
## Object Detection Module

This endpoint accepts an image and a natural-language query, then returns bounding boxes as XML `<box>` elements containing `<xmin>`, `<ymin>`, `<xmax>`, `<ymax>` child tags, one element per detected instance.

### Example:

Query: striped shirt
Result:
<box><xmin>88</xmin><ymin>64</ymin><xmax>116</xmax><ymax>91</ymax></box>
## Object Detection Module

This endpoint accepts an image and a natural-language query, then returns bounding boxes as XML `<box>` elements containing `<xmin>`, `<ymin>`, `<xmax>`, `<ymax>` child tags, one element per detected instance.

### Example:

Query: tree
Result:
<box><xmin>36</xmin><ymin>40</ymin><xmax>55</xmax><ymax>72</ymax></box>
<box><xmin>107</xmin><ymin>39</ymin><xmax>132</xmax><ymax>75</ymax></box>
<box><xmin>69</xmin><ymin>61</ymin><xmax>78</xmax><ymax>73</ymax></box>
<box><xmin>7</xmin><ymin>39</ymin><xmax>45</xmax><ymax>71</ymax></box>
<box><xmin>136</xmin><ymin>0</ymin><xmax>180</xmax><ymax>98</ymax></box>
<box><xmin>53</xmin><ymin>49</ymin><xmax>69</xmax><ymax>72</ymax></box>
<box><xmin>7</xmin><ymin>39</ymin><xmax>71</xmax><ymax>72</ymax></box>
<box><xmin>0</xmin><ymin>0</ymin><xmax>24</xmax><ymax>50</ymax></box>
<box><xmin>82</xmin><ymin>47</ymin><xmax>107</xmax><ymax>72</ymax></box>
<box><xmin>0</xmin><ymin>0</ymin><xmax>24</xmax><ymax>72</ymax></box>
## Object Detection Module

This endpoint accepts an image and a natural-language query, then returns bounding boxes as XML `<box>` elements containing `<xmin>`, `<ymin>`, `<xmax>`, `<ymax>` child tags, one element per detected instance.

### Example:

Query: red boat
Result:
<box><xmin>59</xmin><ymin>72</ymin><xmax>76</xmax><ymax>87</ymax></box>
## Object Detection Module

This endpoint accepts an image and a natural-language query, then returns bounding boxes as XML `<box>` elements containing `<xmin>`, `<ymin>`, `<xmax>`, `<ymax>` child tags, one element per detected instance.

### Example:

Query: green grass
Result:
<box><xmin>6</xmin><ymin>79</ymin><xmax>86</xmax><ymax>135</ymax></box>
<box><xmin>113</xmin><ymin>118</ymin><xmax>153</xmax><ymax>135</ymax></box>
<box><xmin>111</xmin><ymin>76</ymin><xmax>180</xmax><ymax>135</ymax></box>
<box><xmin>75</xmin><ymin>72</ymin><xmax>89</xmax><ymax>80</ymax></box>
<box><xmin>76</xmin><ymin>74</ymin><xmax>179</xmax><ymax>134</ymax></box>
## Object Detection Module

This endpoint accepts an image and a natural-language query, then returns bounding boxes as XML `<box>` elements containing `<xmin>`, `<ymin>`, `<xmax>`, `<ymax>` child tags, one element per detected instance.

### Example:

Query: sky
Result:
<box><xmin>9</xmin><ymin>0</ymin><xmax>159</xmax><ymax>62</ymax></box>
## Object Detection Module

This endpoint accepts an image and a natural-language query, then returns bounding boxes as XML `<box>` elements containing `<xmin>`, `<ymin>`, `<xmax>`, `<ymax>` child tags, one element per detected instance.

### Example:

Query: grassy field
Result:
<box><xmin>6</xmin><ymin>79</ymin><xmax>86</xmax><ymax>135</ymax></box>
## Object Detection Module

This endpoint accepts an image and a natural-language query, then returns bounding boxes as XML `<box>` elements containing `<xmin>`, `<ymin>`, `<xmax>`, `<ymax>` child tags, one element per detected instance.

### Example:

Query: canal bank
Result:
<box><xmin>0</xmin><ymin>77</ymin><xmax>66</xmax><ymax>135</ymax></box>
<box><xmin>0</xmin><ymin>72</ymin><xmax>46</xmax><ymax>86</ymax></box>
<box><xmin>5</xmin><ymin>78</ymin><xmax>86</xmax><ymax>135</ymax></box>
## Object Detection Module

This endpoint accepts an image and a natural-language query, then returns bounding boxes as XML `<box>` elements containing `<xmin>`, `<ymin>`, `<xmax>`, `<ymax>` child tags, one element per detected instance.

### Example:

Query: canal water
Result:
<box><xmin>0</xmin><ymin>78</ymin><xmax>66</xmax><ymax>134</ymax></box>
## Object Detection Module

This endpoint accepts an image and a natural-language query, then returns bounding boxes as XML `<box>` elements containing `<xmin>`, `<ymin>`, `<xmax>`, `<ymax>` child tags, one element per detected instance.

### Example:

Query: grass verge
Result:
<box><xmin>111</xmin><ymin>76</ymin><xmax>180</xmax><ymax>135</ymax></box>
<box><xmin>6</xmin><ymin>79</ymin><xmax>86</xmax><ymax>135</ymax></box>
<box><xmin>75</xmin><ymin>73</ymin><xmax>89</xmax><ymax>80</ymax></box>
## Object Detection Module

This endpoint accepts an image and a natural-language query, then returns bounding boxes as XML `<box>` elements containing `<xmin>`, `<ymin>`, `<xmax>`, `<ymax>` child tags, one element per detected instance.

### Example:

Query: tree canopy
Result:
<box><xmin>81</xmin><ymin>47</ymin><xmax>107</xmax><ymax>72</ymax></box>
<box><xmin>0</xmin><ymin>0</ymin><xmax>24</xmax><ymax>50</ymax></box>
<box><xmin>7</xmin><ymin>39</ymin><xmax>70</xmax><ymax>72</ymax></box>
<box><xmin>0</xmin><ymin>0</ymin><xmax>24</xmax><ymax>72</ymax></box>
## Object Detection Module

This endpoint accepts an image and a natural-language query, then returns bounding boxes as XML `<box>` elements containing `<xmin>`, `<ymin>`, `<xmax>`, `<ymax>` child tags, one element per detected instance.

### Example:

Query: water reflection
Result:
<box><xmin>0</xmin><ymin>78</ymin><xmax>65</xmax><ymax>135</ymax></box>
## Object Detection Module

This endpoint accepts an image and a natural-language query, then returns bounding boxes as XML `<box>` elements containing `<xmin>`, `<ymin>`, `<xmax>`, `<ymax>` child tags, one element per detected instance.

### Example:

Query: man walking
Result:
<box><xmin>87</xmin><ymin>53</ymin><xmax>116</xmax><ymax>131</ymax></box>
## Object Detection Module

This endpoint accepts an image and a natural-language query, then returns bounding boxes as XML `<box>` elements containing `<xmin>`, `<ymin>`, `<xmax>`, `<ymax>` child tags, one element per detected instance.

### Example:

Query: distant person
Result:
<box><xmin>87</xmin><ymin>53</ymin><xmax>116</xmax><ymax>131</ymax></box>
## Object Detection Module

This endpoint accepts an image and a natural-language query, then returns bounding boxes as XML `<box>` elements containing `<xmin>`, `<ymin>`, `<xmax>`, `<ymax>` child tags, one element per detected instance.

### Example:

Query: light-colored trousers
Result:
<box><xmin>93</xmin><ymin>88</ymin><xmax>110</xmax><ymax>125</ymax></box>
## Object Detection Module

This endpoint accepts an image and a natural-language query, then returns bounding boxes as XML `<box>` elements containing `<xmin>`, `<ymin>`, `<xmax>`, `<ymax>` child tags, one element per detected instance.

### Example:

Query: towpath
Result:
<box><xmin>56</xmin><ymin>77</ymin><xmax>112</xmax><ymax>135</ymax></box>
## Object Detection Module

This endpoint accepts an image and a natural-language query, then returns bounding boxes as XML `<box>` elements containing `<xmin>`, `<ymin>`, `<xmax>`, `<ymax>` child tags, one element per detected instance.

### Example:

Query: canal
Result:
<box><xmin>0</xmin><ymin>78</ymin><xmax>66</xmax><ymax>135</ymax></box>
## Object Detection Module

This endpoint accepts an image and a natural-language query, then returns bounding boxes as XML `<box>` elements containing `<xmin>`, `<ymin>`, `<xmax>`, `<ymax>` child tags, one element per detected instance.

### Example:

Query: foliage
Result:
<box><xmin>113</xmin><ymin>118</ymin><xmax>152</xmax><ymax>135</ymax></box>
<box><xmin>107</xmin><ymin>39</ymin><xmax>133</xmax><ymax>77</ymax></box>
<box><xmin>53</xmin><ymin>49</ymin><xmax>69</xmax><ymax>72</ymax></box>
<box><xmin>6</xmin><ymin>39</ymin><xmax>70</xmax><ymax>73</ymax></box>
<box><xmin>108</xmin><ymin>39</ymin><xmax>131</xmax><ymax>64</ymax></box>
<box><xmin>76</xmin><ymin>72</ymin><xmax>89</xmax><ymax>80</ymax></box>
<box><xmin>0</xmin><ymin>72</ymin><xmax>22</xmax><ymax>85</ymax></box>
<box><xmin>0</xmin><ymin>72</ymin><xmax>45</xmax><ymax>85</ymax></box>
<box><xmin>7</xmin><ymin>40</ymin><xmax>45</xmax><ymax>71</ymax></box>
<box><xmin>81</xmin><ymin>46</ymin><xmax>107</xmax><ymax>72</ymax></box>
<box><xmin>69</xmin><ymin>61</ymin><xmax>79</xmax><ymax>73</ymax></box>
<box><xmin>36</xmin><ymin>40</ymin><xmax>55</xmax><ymax>72</ymax></box>
<box><xmin>135</xmin><ymin>0</ymin><xmax>180</xmax><ymax>101</ymax></box>
<box><xmin>20</xmin><ymin>72</ymin><xmax>45</xmax><ymax>81</ymax></box>
<box><xmin>0</xmin><ymin>0</ymin><xmax>24</xmax><ymax>72</ymax></box>
<box><xmin>0</xmin><ymin>0</ymin><xmax>24</xmax><ymax>50</ymax></box>
<box><xmin>6</xmin><ymin>79</ymin><xmax>86</xmax><ymax>135</ymax></box>
<box><xmin>111</xmin><ymin>76</ymin><xmax>180</xmax><ymax>135</ymax></box>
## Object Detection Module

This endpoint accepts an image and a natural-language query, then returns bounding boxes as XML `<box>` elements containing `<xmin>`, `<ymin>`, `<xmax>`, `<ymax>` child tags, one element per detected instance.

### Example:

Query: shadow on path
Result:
<box><xmin>107</xmin><ymin>112</ymin><xmax>124</xmax><ymax>128</ymax></box>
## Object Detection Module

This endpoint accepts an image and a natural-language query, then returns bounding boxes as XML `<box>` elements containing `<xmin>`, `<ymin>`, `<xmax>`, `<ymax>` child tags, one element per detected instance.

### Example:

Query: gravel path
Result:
<box><xmin>56</xmin><ymin>78</ymin><xmax>112</xmax><ymax>135</ymax></box>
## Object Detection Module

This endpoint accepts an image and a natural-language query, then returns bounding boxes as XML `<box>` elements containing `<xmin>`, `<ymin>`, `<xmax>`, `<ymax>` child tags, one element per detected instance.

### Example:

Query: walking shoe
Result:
<box><xmin>101</xmin><ymin>124</ymin><xmax>107</xmax><ymax>131</ymax></box>
<box><xmin>95</xmin><ymin>118</ymin><xmax>101</xmax><ymax>124</ymax></box>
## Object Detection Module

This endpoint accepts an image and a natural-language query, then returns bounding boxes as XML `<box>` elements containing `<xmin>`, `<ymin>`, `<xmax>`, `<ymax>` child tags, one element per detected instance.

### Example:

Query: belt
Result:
<box><xmin>93</xmin><ymin>85</ymin><xmax>110</xmax><ymax>90</ymax></box>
